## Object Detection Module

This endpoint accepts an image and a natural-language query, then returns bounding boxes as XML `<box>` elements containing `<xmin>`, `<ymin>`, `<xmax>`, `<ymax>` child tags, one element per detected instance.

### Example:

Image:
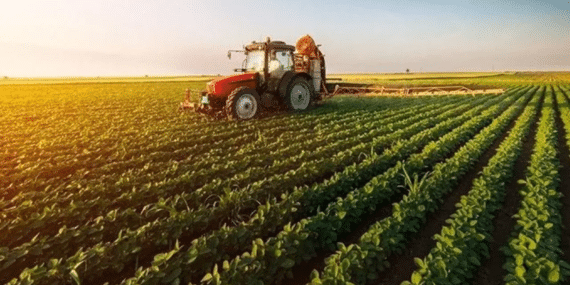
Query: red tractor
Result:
<box><xmin>186</xmin><ymin>35</ymin><xmax>329</xmax><ymax>120</ymax></box>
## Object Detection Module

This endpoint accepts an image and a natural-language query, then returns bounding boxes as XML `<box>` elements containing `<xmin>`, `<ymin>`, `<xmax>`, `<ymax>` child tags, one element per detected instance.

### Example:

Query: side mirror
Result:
<box><xmin>227</xmin><ymin>51</ymin><xmax>231</xmax><ymax>59</ymax></box>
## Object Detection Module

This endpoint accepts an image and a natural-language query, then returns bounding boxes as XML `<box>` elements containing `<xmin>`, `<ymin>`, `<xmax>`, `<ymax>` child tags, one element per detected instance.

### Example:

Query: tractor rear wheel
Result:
<box><xmin>285</xmin><ymin>77</ymin><xmax>313</xmax><ymax>111</ymax></box>
<box><xmin>225</xmin><ymin>87</ymin><xmax>261</xmax><ymax>120</ymax></box>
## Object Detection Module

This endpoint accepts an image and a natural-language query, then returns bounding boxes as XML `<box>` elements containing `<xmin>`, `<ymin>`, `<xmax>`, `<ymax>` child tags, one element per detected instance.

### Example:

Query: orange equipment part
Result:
<box><xmin>296</xmin><ymin>34</ymin><xmax>317</xmax><ymax>56</ymax></box>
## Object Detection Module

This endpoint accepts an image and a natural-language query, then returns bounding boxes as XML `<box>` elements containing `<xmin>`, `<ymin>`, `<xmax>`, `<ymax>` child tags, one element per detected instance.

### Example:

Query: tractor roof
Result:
<box><xmin>245</xmin><ymin>41</ymin><xmax>295</xmax><ymax>52</ymax></box>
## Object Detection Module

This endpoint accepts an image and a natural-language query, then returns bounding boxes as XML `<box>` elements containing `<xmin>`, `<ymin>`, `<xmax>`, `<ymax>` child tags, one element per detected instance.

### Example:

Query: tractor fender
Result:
<box><xmin>278</xmin><ymin>72</ymin><xmax>312</xmax><ymax>98</ymax></box>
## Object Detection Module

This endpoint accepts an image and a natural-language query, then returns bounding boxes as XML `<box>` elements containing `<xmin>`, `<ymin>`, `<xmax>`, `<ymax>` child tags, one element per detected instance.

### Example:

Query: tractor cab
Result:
<box><xmin>232</xmin><ymin>39</ymin><xmax>296</xmax><ymax>85</ymax></box>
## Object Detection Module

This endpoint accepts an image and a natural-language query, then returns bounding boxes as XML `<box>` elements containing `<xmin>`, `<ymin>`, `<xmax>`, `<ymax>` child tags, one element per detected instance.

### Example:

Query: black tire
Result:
<box><xmin>225</xmin><ymin>87</ymin><xmax>261</xmax><ymax>120</ymax></box>
<box><xmin>284</xmin><ymin>77</ymin><xmax>314</xmax><ymax>111</ymax></box>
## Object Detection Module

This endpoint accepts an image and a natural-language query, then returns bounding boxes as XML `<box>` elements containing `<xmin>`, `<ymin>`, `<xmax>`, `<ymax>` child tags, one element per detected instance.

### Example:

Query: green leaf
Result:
<box><xmin>545</xmin><ymin>223</ymin><xmax>553</xmax><ymax>229</ymax></box>
<box><xmin>411</xmin><ymin>271</ymin><xmax>422</xmax><ymax>284</ymax></box>
<box><xmin>437</xmin><ymin>259</ymin><xmax>447</xmax><ymax>277</ymax></box>
<box><xmin>548</xmin><ymin>268</ymin><xmax>560</xmax><ymax>283</ymax></box>
<box><xmin>223</xmin><ymin>260</ymin><xmax>230</xmax><ymax>270</ymax></box>
<box><xmin>515</xmin><ymin>255</ymin><xmax>523</xmax><ymax>266</ymax></box>
<box><xmin>274</xmin><ymin>249</ymin><xmax>282</xmax><ymax>257</ymax></box>
<box><xmin>469</xmin><ymin>256</ymin><xmax>480</xmax><ymax>266</ymax></box>
<box><xmin>202</xmin><ymin>273</ymin><xmax>213</xmax><ymax>282</ymax></box>
<box><xmin>341</xmin><ymin>259</ymin><xmax>351</xmax><ymax>271</ymax></box>
<box><xmin>414</xmin><ymin>257</ymin><xmax>425</xmax><ymax>269</ymax></box>
<box><xmin>70</xmin><ymin>269</ymin><xmax>81</xmax><ymax>285</ymax></box>
<box><xmin>528</xmin><ymin>239</ymin><xmax>537</xmax><ymax>250</ymax></box>
<box><xmin>162</xmin><ymin>268</ymin><xmax>181</xmax><ymax>283</ymax></box>
<box><xmin>281</xmin><ymin>258</ymin><xmax>295</xmax><ymax>268</ymax></box>
<box><xmin>310</xmin><ymin>269</ymin><xmax>320</xmax><ymax>281</ymax></box>
<box><xmin>515</xmin><ymin>265</ymin><xmax>526</xmax><ymax>279</ymax></box>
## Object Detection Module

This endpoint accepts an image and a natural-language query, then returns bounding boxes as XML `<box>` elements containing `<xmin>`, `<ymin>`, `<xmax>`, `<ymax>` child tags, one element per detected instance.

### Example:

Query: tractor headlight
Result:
<box><xmin>200</xmin><ymin>93</ymin><xmax>210</xmax><ymax>105</ymax></box>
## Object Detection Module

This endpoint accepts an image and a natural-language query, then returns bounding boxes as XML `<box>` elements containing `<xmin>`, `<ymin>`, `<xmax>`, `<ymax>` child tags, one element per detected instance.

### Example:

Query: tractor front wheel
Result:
<box><xmin>225</xmin><ymin>87</ymin><xmax>261</xmax><ymax>120</ymax></box>
<box><xmin>285</xmin><ymin>77</ymin><xmax>313</xmax><ymax>111</ymax></box>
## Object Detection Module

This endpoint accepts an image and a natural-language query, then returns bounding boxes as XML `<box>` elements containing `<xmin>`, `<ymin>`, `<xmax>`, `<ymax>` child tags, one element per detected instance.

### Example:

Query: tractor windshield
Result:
<box><xmin>245</xmin><ymin>50</ymin><xmax>265</xmax><ymax>73</ymax></box>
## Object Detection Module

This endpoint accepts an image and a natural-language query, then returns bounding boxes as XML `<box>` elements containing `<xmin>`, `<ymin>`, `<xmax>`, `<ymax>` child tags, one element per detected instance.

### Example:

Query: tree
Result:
<box><xmin>406</xmin><ymin>68</ymin><xmax>410</xmax><ymax>74</ymax></box>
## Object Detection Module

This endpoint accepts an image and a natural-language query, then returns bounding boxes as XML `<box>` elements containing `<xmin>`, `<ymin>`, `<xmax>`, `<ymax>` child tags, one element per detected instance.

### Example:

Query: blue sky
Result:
<box><xmin>1</xmin><ymin>0</ymin><xmax>569</xmax><ymax>77</ymax></box>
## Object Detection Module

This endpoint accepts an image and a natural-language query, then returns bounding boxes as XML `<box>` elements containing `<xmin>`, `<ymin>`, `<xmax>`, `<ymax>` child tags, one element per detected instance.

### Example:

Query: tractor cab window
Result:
<box><xmin>268</xmin><ymin>49</ymin><xmax>293</xmax><ymax>78</ymax></box>
<box><xmin>274</xmin><ymin>50</ymin><xmax>293</xmax><ymax>71</ymax></box>
<box><xmin>245</xmin><ymin>50</ymin><xmax>265</xmax><ymax>73</ymax></box>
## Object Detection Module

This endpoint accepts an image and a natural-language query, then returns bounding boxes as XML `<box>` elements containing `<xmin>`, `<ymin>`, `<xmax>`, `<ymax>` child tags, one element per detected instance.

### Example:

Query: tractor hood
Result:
<box><xmin>206</xmin><ymin>72</ymin><xmax>258</xmax><ymax>98</ymax></box>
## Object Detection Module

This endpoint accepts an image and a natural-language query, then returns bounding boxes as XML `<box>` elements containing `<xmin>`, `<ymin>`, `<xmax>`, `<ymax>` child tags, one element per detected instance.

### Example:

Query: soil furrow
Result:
<box><xmin>555</xmin><ymin>87</ymin><xmax>570</xmax><ymax>268</ymax></box>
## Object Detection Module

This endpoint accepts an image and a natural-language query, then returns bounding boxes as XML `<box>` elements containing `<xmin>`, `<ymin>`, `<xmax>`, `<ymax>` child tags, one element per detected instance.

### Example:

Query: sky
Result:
<box><xmin>1</xmin><ymin>0</ymin><xmax>569</xmax><ymax>77</ymax></box>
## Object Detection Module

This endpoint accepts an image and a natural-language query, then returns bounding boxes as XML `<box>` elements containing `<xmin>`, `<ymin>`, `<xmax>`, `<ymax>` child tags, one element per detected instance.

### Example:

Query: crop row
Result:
<box><xmin>2</xmin><ymin>95</ymin><xmax>484</xmax><ymax>283</ymax></box>
<box><xmin>2</xmin><ymin>99</ymin><xmax>400</xmax><ymax>192</ymax></box>
<box><xmin>198</xmin><ymin>88</ymin><xmax>533</xmax><ymax>284</ymax></box>
<box><xmin>505</xmin><ymin>86</ymin><xmax>570</xmax><ymax>285</ymax></box>
<box><xmin>557</xmin><ymin>85</ymin><xmax>570</xmax><ymax>153</ymax></box>
<box><xmin>0</xmin><ymin>96</ymin><xmax>469</xmax><ymax>250</ymax></box>
<box><xmin>3</xmin><ymin>102</ymin><xmax>370</xmax><ymax>177</ymax></box>
<box><xmin>1</xmin><ymin>103</ymin><xmax>392</xmax><ymax>212</ymax></box>
<box><xmin>4</xmin><ymin>94</ymin><xmax>424</xmax><ymax>168</ymax></box>
<box><xmin>309</xmin><ymin>86</ymin><xmax>537</xmax><ymax>285</ymax></box>
<box><xmin>401</xmin><ymin>85</ymin><xmax>542</xmax><ymax>285</ymax></box>
<box><xmin>123</xmin><ymin>87</ymin><xmax>530</xmax><ymax>284</ymax></box>
<box><xmin>0</xmin><ymin>95</ymin><xmax>455</xmax><ymax>225</ymax></box>
<box><xmin>3</xmin><ymin>93</ymin><xmax>413</xmax><ymax>191</ymax></box>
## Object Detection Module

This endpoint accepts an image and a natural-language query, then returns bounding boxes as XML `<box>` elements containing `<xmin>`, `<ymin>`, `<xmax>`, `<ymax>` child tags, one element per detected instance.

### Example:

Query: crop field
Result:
<box><xmin>2</xmin><ymin>72</ymin><xmax>570</xmax><ymax>285</ymax></box>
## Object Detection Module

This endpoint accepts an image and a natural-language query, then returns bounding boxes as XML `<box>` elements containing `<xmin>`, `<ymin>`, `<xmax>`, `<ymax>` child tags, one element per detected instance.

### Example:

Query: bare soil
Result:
<box><xmin>554</xmin><ymin>90</ymin><xmax>570</xmax><ymax>269</ymax></box>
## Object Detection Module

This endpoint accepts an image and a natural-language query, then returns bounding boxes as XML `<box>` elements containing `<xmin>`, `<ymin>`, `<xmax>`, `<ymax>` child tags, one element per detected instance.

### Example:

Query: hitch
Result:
<box><xmin>179</xmin><ymin>88</ymin><xmax>204</xmax><ymax>111</ymax></box>
<box><xmin>179</xmin><ymin>89</ymin><xmax>226</xmax><ymax>119</ymax></box>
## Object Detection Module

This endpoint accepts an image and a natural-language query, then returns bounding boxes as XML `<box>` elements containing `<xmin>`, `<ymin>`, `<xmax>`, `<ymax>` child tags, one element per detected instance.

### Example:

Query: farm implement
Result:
<box><xmin>330</xmin><ymin>84</ymin><xmax>504</xmax><ymax>97</ymax></box>
<box><xmin>182</xmin><ymin>34</ymin><xmax>504</xmax><ymax>120</ymax></box>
